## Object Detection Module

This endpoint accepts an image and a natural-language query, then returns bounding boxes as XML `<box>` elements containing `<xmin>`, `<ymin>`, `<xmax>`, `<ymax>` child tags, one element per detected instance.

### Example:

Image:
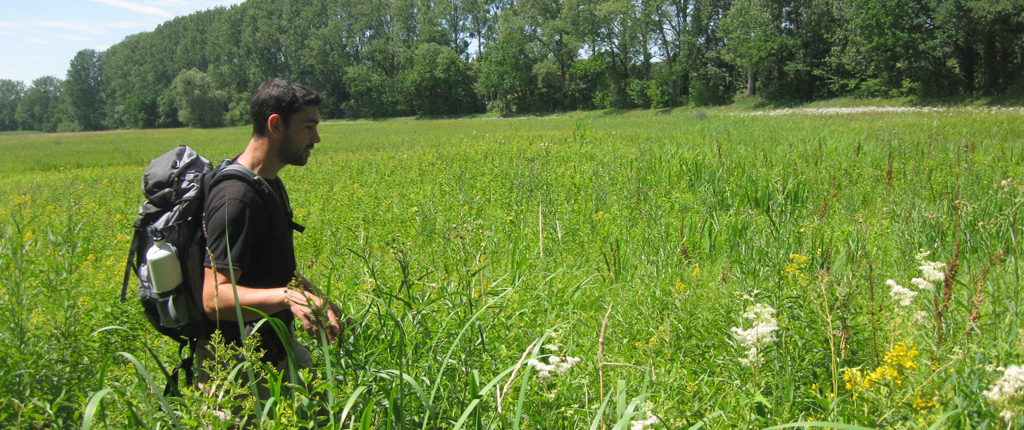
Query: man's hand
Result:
<box><xmin>284</xmin><ymin>288</ymin><xmax>342</xmax><ymax>344</ymax></box>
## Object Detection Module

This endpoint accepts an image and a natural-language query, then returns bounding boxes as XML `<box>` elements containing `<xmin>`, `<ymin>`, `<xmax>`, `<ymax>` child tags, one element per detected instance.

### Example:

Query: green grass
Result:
<box><xmin>2</xmin><ymin>106</ymin><xmax>1023</xmax><ymax>428</ymax></box>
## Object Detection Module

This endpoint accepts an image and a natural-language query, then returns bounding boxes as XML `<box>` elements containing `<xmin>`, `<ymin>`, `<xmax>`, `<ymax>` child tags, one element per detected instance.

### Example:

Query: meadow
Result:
<box><xmin>1</xmin><ymin>106</ymin><xmax>1023</xmax><ymax>428</ymax></box>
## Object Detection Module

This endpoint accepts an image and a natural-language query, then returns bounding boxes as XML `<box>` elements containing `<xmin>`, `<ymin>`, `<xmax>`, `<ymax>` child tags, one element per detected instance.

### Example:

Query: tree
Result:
<box><xmin>64</xmin><ymin>49</ymin><xmax>105</xmax><ymax>130</ymax></box>
<box><xmin>651</xmin><ymin>0</ymin><xmax>696</xmax><ymax>104</ymax></box>
<box><xmin>15</xmin><ymin>77</ymin><xmax>62</xmax><ymax>132</ymax></box>
<box><xmin>686</xmin><ymin>0</ymin><xmax>734</xmax><ymax>105</ymax></box>
<box><xmin>933</xmin><ymin>0</ymin><xmax>1024</xmax><ymax>96</ymax></box>
<box><xmin>0</xmin><ymin>79</ymin><xmax>25</xmax><ymax>131</ymax></box>
<box><xmin>721</xmin><ymin>0</ymin><xmax>776</xmax><ymax>97</ymax></box>
<box><xmin>843</xmin><ymin>0</ymin><xmax>940</xmax><ymax>96</ymax></box>
<box><xmin>168</xmin><ymin>68</ymin><xmax>227</xmax><ymax>128</ymax></box>
<box><xmin>343</xmin><ymin>63</ymin><xmax>401</xmax><ymax>118</ymax></box>
<box><xmin>405</xmin><ymin>43</ymin><xmax>482</xmax><ymax>116</ymax></box>
<box><xmin>518</xmin><ymin>0</ymin><xmax>589</xmax><ymax>110</ymax></box>
<box><xmin>478</xmin><ymin>14</ymin><xmax>541</xmax><ymax>113</ymax></box>
<box><xmin>102</xmin><ymin>34</ymin><xmax>161</xmax><ymax>128</ymax></box>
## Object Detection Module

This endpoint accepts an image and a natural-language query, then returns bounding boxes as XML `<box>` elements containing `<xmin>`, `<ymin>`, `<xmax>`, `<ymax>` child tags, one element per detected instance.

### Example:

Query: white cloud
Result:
<box><xmin>26</xmin><ymin>37</ymin><xmax>52</xmax><ymax>45</ymax></box>
<box><xmin>107</xmin><ymin>21</ymin><xmax>150</xmax><ymax>29</ymax></box>
<box><xmin>88</xmin><ymin>0</ymin><xmax>172</xmax><ymax>17</ymax></box>
<box><xmin>35</xmin><ymin>20</ymin><xmax>109</xmax><ymax>34</ymax></box>
<box><xmin>58</xmin><ymin>34</ymin><xmax>95</xmax><ymax>42</ymax></box>
<box><xmin>0</xmin><ymin>21</ymin><xmax>24</xmax><ymax>36</ymax></box>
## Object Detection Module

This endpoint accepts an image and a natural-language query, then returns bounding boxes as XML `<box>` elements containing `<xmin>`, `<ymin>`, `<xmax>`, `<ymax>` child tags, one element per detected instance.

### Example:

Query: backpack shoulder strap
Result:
<box><xmin>215</xmin><ymin>164</ymin><xmax>275</xmax><ymax>196</ymax></box>
<box><xmin>208</xmin><ymin>162</ymin><xmax>306</xmax><ymax>233</ymax></box>
<box><xmin>120</xmin><ymin>228</ymin><xmax>146</xmax><ymax>303</ymax></box>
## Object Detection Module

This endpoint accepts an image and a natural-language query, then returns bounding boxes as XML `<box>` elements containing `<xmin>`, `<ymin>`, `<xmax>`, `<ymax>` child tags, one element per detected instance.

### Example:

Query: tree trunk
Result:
<box><xmin>747</xmin><ymin>68</ymin><xmax>757</xmax><ymax>97</ymax></box>
<box><xmin>956</xmin><ymin>43</ymin><xmax>976</xmax><ymax>96</ymax></box>
<box><xmin>982</xmin><ymin>37</ymin><xmax>998</xmax><ymax>93</ymax></box>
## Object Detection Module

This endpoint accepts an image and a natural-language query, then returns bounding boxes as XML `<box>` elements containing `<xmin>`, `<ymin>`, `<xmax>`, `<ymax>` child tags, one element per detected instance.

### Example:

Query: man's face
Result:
<box><xmin>278</xmin><ymin>105</ymin><xmax>321</xmax><ymax>167</ymax></box>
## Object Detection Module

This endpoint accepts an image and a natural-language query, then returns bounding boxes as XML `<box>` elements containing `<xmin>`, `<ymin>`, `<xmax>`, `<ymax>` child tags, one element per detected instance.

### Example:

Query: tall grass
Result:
<box><xmin>1</xmin><ymin>107</ymin><xmax>1022</xmax><ymax>428</ymax></box>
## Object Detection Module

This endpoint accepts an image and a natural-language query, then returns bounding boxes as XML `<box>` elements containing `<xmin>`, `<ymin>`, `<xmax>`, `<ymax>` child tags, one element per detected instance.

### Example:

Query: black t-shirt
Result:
<box><xmin>203</xmin><ymin>169</ymin><xmax>297</xmax><ymax>362</ymax></box>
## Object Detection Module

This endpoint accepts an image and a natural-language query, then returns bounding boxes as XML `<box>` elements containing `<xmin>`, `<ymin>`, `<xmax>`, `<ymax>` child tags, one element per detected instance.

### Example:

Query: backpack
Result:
<box><xmin>120</xmin><ymin>145</ymin><xmax>274</xmax><ymax>396</ymax></box>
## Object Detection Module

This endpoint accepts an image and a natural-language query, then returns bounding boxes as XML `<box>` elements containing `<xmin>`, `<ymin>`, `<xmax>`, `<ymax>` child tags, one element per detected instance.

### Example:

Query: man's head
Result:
<box><xmin>250</xmin><ymin>78</ymin><xmax>322</xmax><ymax>138</ymax></box>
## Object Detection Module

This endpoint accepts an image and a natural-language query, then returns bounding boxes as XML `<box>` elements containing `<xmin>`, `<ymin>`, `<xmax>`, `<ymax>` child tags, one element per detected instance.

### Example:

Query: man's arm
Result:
<box><xmin>203</xmin><ymin>266</ymin><xmax>341</xmax><ymax>343</ymax></box>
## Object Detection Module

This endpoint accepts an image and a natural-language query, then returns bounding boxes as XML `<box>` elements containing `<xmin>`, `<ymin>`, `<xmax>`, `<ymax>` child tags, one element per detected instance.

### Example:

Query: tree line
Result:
<box><xmin>2</xmin><ymin>0</ymin><xmax>1022</xmax><ymax>132</ymax></box>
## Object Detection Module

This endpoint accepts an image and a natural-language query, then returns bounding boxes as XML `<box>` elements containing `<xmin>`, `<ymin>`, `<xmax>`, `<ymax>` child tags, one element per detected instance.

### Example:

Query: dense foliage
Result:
<box><xmin>2</xmin><ymin>108</ymin><xmax>1024</xmax><ymax>427</ymax></box>
<box><xmin>2</xmin><ymin>0</ymin><xmax>1024</xmax><ymax>131</ymax></box>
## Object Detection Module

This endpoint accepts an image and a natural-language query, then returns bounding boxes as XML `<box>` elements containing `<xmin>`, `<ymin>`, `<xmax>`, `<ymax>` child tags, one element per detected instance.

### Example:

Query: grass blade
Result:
<box><xmin>117</xmin><ymin>352</ymin><xmax>181</xmax><ymax>430</ymax></box>
<box><xmin>340</xmin><ymin>385</ymin><xmax>369</xmax><ymax>424</ymax></box>
<box><xmin>81</xmin><ymin>388</ymin><xmax>113</xmax><ymax>430</ymax></box>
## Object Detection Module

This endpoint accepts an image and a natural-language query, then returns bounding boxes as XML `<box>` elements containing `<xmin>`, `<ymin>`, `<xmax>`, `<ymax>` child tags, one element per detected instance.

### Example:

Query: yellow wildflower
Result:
<box><xmin>674</xmin><ymin>281</ymin><xmax>686</xmax><ymax>295</ymax></box>
<box><xmin>866</xmin><ymin>364</ymin><xmax>902</xmax><ymax>386</ymax></box>
<box><xmin>843</xmin><ymin>368</ymin><xmax>863</xmax><ymax>391</ymax></box>
<box><xmin>883</xmin><ymin>341</ymin><xmax>919</xmax><ymax>371</ymax></box>
<box><xmin>912</xmin><ymin>394</ymin><xmax>938</xmax><ymax>410</ymax></box>
<box><xmin>789</xmin><ymin>253</ymin><xmax>809</xmax><ymax>265</ymax></box>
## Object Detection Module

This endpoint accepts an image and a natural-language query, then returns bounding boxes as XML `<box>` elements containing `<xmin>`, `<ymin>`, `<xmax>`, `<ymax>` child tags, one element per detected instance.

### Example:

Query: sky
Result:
<box><xmin>1</xmin><ymin>0</ymin><xmax>245</xmax><ymax>85</ymax></box>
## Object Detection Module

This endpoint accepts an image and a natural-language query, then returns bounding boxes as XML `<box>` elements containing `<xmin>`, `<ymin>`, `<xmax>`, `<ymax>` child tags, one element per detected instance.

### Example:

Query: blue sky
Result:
<box><xmin>1</xmin><ymin>0</ymin><xmax>244</xmax><ymax>85</ymax></box>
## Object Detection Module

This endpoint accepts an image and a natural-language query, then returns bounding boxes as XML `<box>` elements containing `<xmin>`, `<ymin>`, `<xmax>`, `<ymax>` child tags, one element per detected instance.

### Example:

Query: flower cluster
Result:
<box><xmin>912</xmin><ymin>394</ymin><xmax>938</xmax><ymax>410</ymax></box>
<box><xmin>527</xmin><ymin>346</ymin><xmax>581</xmax><ymax>381</ymax></box>
<box><xmin>887</xmin><ymin>279</ymin><xmax>917</xmax><ymax>307</ymax></box>
<box><xmin>630</xmin><ymin>403</ymin><xmax>660</xmax><ymax>430</ymax></box>
<box><xmin>843</xmin><ymin>341</ymin><xmax>919</xmax><ymax>393</ymax></box>
<box><xmin>883</xmin><ymin>341</ymin><xmax>919</xmax><ymax>371</ymax></box>
<box><xmin>915</xmin><ymin>251</ymin><xmax>945</xmax><ymax>288</ymax></box>
<box><xmin>984</xmin><ymin>364</ymin><xmax>1024</xmax><ymax>422</ymax></box>
<box><xmin>730</xmin><ymin>303</ymin><xmax>778</xmax><ymax>367</ymax></box>
<box><xmin>781</xmin><ymin>253</ymin><xmax>810</xmax><ymax>283</ymax></box>
<box><xmin>886</xmin><ymin>251</ymin><xmax>946</xmax><ymax>308</ymax></box>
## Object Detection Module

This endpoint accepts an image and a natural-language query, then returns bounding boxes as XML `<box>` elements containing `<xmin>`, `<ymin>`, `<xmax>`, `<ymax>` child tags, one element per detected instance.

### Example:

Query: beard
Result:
<box><xmin>278</xmin><ymin>131</ymin><xmax>313</xmax><ymax>166</ymax></box>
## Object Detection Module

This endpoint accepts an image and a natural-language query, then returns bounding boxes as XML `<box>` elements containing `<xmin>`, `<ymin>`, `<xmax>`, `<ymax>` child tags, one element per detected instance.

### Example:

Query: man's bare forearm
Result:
<box><xmin>203</xmin><ymin>267</ymin><xmax>290</xmax><ymax>321</ymax></box>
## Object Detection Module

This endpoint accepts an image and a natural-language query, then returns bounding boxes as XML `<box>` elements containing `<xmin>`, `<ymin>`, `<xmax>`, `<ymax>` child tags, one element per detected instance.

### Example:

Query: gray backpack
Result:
<box><xmin>121</xmin><ymin>145</ymin><xmax>271</xmax><ymax>395</ymax></box>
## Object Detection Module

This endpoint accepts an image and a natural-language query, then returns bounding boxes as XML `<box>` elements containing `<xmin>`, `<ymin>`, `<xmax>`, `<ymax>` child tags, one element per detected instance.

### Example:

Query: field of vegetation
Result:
<box><xmin>1</xmin><ymin>106</ymin><xmax>1023</xmax><ymax>428</ymax></box>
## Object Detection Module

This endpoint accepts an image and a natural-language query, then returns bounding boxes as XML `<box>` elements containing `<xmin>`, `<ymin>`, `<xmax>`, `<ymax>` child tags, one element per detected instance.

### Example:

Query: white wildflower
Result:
<box><xmin>917</xmin><ymin>262</ymin><xmax>946</xmax><ymax>284</ymax></box>
<box><xmin>912</xmin><ymin>310</ymin><xmax>929</xmax><ymax>324</ymax></box>
<box><xmin>630</xmin><ymin>404</ymin><xmax>660</xmax><ymax>430</ymax></box>
<box><xmin>887</xmin><ymin>279</ymin><xmax>917</xmax><ymax>307</ymax></box>
<box><xmin>910</xmin><ymin>277</ymin><xmax>935</xmax><ymax>292</ymax></box>
<box><xmin>528</xmin><ymin>353</ymin><xmax>581</xmax><ymax>381</ymax></box>
<box><xmin>985</xmin><ymin>364</ymin><xmax>1024</xmax><ymax>422</ymax></box>
<box><xmin>731</xmin><ymin>303</ymin><xmax>778</xmax><ymax>367</ymax></box>
<box><xmin>919</xmin><ymin>263</ymin><xmax>945</xmax><ymax>283</ymax></box>
<box><xmin>915</xmin><ymin>252</ymin><xmax>946</xmax><ymax>283</ymax></box>
<box><xmin>740</xmin><ymin>346</ymin><xmax>763</xmax><ymax>367</ymax></box>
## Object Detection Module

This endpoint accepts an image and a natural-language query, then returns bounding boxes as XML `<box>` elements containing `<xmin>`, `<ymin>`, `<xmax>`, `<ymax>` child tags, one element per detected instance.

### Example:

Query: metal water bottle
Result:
<box><xmin>146</xmin><ymin>237</ymin><xmax>183</xmax><ymax>293</ymax></box>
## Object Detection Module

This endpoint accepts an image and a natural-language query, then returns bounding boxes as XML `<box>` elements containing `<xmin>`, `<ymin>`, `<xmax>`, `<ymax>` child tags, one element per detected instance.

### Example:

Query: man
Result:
<box><xmin>200</xmin><ymin>78</ymin><xmax>341</xmax><ymax>372</ymax></box>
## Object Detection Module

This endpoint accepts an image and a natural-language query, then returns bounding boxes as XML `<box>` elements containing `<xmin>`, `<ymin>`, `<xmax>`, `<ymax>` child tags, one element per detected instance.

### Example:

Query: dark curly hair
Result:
<box><xmin>250</xmin><ymin>78</ymin><xmax>322</xmax><ymax>137</ymax></box>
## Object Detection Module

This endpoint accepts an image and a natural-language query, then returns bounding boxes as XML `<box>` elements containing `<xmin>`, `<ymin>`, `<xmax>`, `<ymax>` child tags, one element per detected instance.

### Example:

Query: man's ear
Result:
<box><xmin>267</xmin><ymin>113</ymin><xmax>283</xmax><ymax>136</ymax></box>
